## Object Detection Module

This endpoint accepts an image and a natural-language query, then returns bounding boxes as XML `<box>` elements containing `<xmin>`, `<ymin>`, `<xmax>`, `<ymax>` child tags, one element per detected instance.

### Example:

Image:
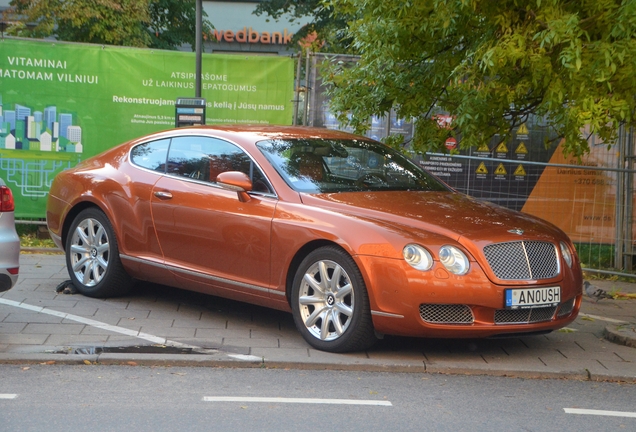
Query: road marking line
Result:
<box><xmin>0</xmin><ymin>298</ymin><xmax>199</xmax><ymax>350</ymax></box>
<box><xmin>203</xmin><ymin>396</ymin><xmax>392</xmax><ymax>406</ymax></box>
<box><xmin>564</xmin><ymin>408</ymin><xmax>636</xmax><ymax>418</ymax></box>
<box><xmin>578</xmin><ymin>313</ymin><xmax>627</xmax><ymax>324</ymax></box>
<box><xmin>0</xmin><ymin>394</ymin><xmax>17</xmax><ymax>399</ymax></box>
<box><xmin>227</xmin><ymin>354</ymin><xmax>262</xmax><ymax>362</ymax></box>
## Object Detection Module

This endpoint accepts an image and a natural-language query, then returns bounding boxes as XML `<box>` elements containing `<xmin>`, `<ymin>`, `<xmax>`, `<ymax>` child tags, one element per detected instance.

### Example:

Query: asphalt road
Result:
<box><xmin>1</xmin><ymin>365</ymin><xmax>635</xmax><ymax>431</ymax></box>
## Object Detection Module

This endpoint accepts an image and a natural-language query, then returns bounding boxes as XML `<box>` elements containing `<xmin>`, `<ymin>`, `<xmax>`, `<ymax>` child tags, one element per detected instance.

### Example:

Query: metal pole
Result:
<box><xmin>616</xmin><ymin>124</ymin><xmax>626</xmax><ymax>269</ymax></box>
<box><xmin>293</xmin><ymin>54</ymin><xmax>302</xmax><ymax>125</ymax></box>
<box><xmin>195</xmin><ymin>0</ymin><xmax>202</xmax><ymax>98</ymax></box>
<box><xmin>624</xmin><ymin>127</ymin><xmax>635</xmax><ymax>270</ymax></box>
<box><xmin>303</xmin><ymin>51</ymin><xmax>310</xmax><ymax>126</ymax></box>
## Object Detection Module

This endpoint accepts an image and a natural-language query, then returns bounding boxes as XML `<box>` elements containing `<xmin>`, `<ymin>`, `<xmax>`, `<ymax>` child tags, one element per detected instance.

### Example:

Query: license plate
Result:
<box><xmin>505</xmin><ymin>287</ymin><xmax>560</xmax><ymax>309</ymax></box>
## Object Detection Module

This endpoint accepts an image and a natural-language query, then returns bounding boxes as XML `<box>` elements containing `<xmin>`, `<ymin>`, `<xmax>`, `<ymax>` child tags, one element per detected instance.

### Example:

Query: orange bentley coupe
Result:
<box><xmin>46</xmin><ymin>125</ymin><xmax>582</xmax><ymax>352</ymax></box>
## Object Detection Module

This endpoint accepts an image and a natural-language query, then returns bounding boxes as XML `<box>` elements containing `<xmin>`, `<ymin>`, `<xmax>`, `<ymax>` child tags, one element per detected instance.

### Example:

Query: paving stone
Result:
<box><xmin>138</xmin><ymin>327</ymin><xmax>195</xmax><ymax>338</ymax></box>
<box><xmin>0</xmin><ymin>323</ymin><xmax>28</xmax><ymax>333</ymax></box>
<box><xmin>172</xmin><ymin>318</ymin><xmax>227</xmax><ymax>329</ymax></box>
<box><xmin>115</xmin><ymin>318</ymin><xmax>175</xmax><ymax>329</ymax></box>
<box><xmin>3</xmin><ymin>313</ymin><xmax>64</xmax><ymax>324</ymax></box>
<box><xmin>22</xmin><ymin>323</ymin><xmax>85</xmax><ymax>335</ymax></box>
<box><xmin>194</xmin><ymin>328</ymin><xmax>250</xmax><ymax>339</ymax></box>
<box><xmin>0</xmin><ymin>334</ymin><xmax>49</xmax><ymax>345</ymax></box>
<box><xmin>80</xmin><ymin>325</ymin><xmax>140</xmax><ymax>336</ymax></box>
<box><xmin>44</xmin><ymin>334</ymin><xmax>111</xmax><ymax>345</ymax></box>
<box><xmin>222</xmin><ymin>337</ymin><xmax>281</xmax><ymax>349</ymax></box>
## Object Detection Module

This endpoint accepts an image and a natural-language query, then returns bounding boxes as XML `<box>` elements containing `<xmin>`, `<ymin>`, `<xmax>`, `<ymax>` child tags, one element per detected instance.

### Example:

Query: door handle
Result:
<box><xmin>154</xmin><ymin>191</ymin><xmax>173</xmax><ymax>199</ymax></box>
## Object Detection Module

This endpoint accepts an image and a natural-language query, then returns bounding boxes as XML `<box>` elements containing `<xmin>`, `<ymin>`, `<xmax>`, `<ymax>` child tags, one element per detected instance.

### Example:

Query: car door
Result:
<box><xmin>150</xmin><ymin>135</ymin><xmax>276</xmax><ymax>297</ymax></box>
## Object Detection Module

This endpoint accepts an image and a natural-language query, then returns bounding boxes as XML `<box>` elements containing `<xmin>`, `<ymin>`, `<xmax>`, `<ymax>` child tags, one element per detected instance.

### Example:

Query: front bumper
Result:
<box><xmin>356</xmin><ymin>255</ymin><xmax>582</xmax><ymax>338</ymax></box>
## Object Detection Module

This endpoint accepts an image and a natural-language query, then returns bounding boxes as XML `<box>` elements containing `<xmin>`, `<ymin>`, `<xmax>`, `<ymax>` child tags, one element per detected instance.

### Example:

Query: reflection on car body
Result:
<box><xmin>46</xmin><ymin>125</ymin><xmax>583</xmax><ymax>352</ymax></box>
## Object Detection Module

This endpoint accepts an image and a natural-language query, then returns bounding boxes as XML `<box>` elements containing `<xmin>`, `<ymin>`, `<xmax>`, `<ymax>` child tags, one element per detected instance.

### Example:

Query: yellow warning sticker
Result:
<box><xmin>514</xmin><ymin>165</ymin><xmax>526</xmax><ymax>176</ymax></box>
<box><xmin>477</xmin><ymin>143</ymin><xmax>490</xmax><ymax>152</ymax></box>
<box><xmin>476</xmin><ymin>162</ymin><xmax>488</xmax><ymax>174</ymax></box>
<box><xmin>517</xmin><ymin>123</ymin><xmax>529</xmax><ymax>135</ymax></box>
<box><xmin>494</xmin><ymin>163</ymin><xmax>507</xmax><ymax>175</ymax></box>
<box><xmin>515</xmin><ymin>142</ymin><xmax>528</xmax><ymax>154</ymax></box>
<box><xmin>496</xmin><ymin>142</ymin><xmax>508</xmax><ymax>153</ymax></box>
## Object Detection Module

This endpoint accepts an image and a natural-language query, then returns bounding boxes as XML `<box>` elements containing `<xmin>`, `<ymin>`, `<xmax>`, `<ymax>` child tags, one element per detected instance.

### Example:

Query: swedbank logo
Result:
<box><xmin>209</xmin><ymin>28</ymin><xmax>294</xmax><ymax>45</ymax></box>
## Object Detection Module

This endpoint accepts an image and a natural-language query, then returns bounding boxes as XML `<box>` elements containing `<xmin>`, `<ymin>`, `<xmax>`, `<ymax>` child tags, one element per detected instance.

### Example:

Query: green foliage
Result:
<box><xmin>5</xmin><ymin>0</ymin><xmax>210</xmax><ymax>50</ymax></box>
<box><xmin>7</xmin><ymin>0</ymin><xmax>152</xmax><ymax>47</ymax></box>
<box><xmin>323</xmin><ymin>0</ymin><xmax>636</xmax><ymax>157</ymax></box>
<box><xmin>148</xmin><ymin>0</ymin><xmax>212</xmax><ymax>51</ymax></box>
<box><xmin>253</xmin><ymin>0</ymin><xmax>355</xmax><ymax>52</ymax></box>
<box><xmin>575</xmin><ymin>242</ymin><xmax>615</xmax><ymax>270</ymax></box>
<box><xmin>16</xmin><ymin>224</ymin><xmax>56</xmax><ymax>249</ymax></box>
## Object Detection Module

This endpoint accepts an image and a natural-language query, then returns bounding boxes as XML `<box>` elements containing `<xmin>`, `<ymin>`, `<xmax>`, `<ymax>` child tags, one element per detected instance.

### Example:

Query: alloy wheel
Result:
<box><xmin>297</xmin><ymin>259</ymin><xmax>355</xmax><ymax>341</ymax></box>
<box><xmin>69</xmin><ymin>217</ymin><xmax>110</xmax><ymax>287</ymax></box>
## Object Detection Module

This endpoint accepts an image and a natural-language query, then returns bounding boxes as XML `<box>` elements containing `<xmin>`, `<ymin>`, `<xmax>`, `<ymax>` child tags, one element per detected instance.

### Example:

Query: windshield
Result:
<box><xmin>257</xmin><ymin>138</ymin><xmax>449</xmax><ymax>193</ymax></box>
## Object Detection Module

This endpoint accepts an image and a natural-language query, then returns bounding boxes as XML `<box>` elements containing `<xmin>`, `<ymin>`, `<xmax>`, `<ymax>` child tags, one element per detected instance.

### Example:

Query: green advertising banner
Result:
<box><xmin>0</xmin><ymin>38</ymin><xmax>294</xmax><ymax>218</ymax></box>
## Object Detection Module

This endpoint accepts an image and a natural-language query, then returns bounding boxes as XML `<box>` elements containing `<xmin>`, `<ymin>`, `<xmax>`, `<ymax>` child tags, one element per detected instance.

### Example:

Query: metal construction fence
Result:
<box><xmin>416</xmin><ymin>126</ymin><xmax>636</xmax><ymax>276</ymax></box>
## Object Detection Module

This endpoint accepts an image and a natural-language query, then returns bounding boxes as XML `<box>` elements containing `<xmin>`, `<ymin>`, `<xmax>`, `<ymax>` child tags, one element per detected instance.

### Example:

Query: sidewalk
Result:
<box><xmin>1</xmin><ymin>253</ymin><xmax>634</xmax><ymax>382</ymax></box>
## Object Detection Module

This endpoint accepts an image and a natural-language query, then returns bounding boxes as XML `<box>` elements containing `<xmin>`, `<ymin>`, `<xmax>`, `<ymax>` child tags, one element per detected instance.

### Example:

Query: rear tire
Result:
<box><xmin>291</xmin><ymin>246</ymin><xmax>377</xmax><ymax>353</ymax></box>
<box><xmin>65</xmin><ymin>208</ymin><xmax>134</xmax><ymax>298</ymax></box>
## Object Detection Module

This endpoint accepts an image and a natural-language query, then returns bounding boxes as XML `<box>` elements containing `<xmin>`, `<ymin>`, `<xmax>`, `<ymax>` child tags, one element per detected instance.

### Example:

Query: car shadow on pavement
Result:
<box><xmin>123</xmin><ymin>281</ymin><xmax>556</xmax><ymax>358</ymax></box>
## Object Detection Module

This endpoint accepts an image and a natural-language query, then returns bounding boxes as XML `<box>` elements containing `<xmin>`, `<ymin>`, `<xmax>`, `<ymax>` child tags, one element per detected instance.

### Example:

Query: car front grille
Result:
<box><xmin>419</xmin><ymin>304</ymin><xmax>474</xmax><ymax>324</ymax></box>
<box><xmin>483</xmin><ymin>241</ymin><xmax>559</xmax><ymax>280</ymax></box>
<box><xmin>494</xmin><ymin>306</ymin><xmax>557</xmax><ymax>324</ymax></box>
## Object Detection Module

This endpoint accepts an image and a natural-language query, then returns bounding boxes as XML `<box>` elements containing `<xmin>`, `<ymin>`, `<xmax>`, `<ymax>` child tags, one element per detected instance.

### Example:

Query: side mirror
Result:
<box><xmin>216</xmin><ymin>171</ymin><xmax>252</xmax><ymax>202</ymax></box>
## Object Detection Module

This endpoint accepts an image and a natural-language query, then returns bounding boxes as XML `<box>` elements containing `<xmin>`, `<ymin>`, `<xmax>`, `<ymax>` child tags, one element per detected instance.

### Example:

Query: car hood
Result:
<box><xmin>300</xmin><ymin>191</ymin><xmax>566</xmax><ymax>247</ymax></box>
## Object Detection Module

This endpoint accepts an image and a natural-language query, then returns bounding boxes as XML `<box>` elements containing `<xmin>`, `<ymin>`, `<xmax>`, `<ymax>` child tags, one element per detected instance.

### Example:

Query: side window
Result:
<box><xmin>167</xmin><ymin>136</ymin><xmax>273</xmax><ymax>193</ymax></box>
<box><xmin>130</xmin><ymin>139</ymin><xmax>170</xmax><ymax>173</ymax></box>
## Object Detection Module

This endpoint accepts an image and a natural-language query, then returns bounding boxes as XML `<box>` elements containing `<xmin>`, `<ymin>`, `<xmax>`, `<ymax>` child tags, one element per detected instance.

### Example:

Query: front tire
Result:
<box><xmin>65</xmin><ymin>208</ymin><xmax>134</xmax><ymax>298</ymax></box>
<box><xmin>291</xmin><ymin>246</ymin><xmax>377</xmax><ymax>353</ymax></box>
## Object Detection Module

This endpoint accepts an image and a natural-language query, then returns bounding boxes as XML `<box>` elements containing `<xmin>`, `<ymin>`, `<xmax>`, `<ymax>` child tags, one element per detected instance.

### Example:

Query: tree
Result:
<box><xmin>322</xmin><ymin>0</ymin><xmax>636</xmax><ymax>157</ymax></box>
<box><xmin>148</xmin><ymin>0</ymin><xmax>212</xmax><ymax>51</ymax></box>
<box><xmin>7</xmin><ymin>0</ymin><xmax>152</xmax><ymax>47</ymax></box>
<box><xmin>253</xmin><ymin>0</ymin><xmax>353</xmax><ymax>52</ymax></box>
<box><xmin>5</xmin><ymin>0</ymin><xmax>211</xmax><ymax>50</ymax></box>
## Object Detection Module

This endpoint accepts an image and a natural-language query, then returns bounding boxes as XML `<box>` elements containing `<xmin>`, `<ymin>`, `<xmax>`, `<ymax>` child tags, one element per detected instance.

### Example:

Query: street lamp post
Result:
<box><xmin>195</xmin><ymin>0</ymin><xmax>202</xmax><ymax>98</ymax></box>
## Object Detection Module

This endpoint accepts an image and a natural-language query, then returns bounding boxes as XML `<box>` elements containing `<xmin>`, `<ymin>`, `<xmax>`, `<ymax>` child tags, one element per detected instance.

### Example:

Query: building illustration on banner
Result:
<box><xmin>0</xmin><ymin>95</ymin><xmax>83</xmax><ymax>153</ymax></box>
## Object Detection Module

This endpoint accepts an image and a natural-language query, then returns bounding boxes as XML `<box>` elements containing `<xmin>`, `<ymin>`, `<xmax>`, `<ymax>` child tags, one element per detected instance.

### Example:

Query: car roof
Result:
<box><xmin>143</xmin><ymin>125</ymin><xmax>371</xmax><ymax>143</ymax></box>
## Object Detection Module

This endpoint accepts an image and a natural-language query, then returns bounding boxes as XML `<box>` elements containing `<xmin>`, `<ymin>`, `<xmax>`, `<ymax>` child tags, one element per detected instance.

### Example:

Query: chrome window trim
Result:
<box><xmin>127</xmin><ymin>134</ymin><xmax>279</xmax><ymax>199</ymax></box>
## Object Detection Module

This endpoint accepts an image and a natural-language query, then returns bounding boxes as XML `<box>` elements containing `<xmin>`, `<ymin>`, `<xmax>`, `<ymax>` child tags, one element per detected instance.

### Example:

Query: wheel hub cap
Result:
<box><xmin>326</xmin><ymin>294</ymin><xmax>335</xmax><ymax>306</ymax></box>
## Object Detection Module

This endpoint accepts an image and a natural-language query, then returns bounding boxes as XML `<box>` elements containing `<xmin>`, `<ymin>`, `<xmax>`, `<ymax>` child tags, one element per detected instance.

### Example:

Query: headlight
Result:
<box><xmin>439</xmin><ymin>245</ymin><xmax>470</xmax><ymax>275</ymax></box>
<box><xmin>403</xmin><ymin>244</ymin><xmax>433</xmax><ymax>271</ymax></box>
<box><xmin>560</xmin><ymin>241</ymin><xmax>573</xmax><ymax>268</ymax></box>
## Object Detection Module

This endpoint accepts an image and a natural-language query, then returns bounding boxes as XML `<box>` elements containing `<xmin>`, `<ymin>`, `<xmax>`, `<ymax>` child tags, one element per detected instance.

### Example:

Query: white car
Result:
<box><xmin>0</xmin><ymin>178</ymin><xmax>19</xmax><ymax>292</ymax></box>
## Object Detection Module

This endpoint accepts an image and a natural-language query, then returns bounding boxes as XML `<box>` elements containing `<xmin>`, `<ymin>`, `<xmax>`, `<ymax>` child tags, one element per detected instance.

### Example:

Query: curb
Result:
<box><xmin>604</xmin><ymin>324</ymin><xmax>636</xmax><ymax>349</ymax></box>
<box><xmin>20</xmin><ymin>247</ymin><xmax>64</xmax><ymax>254</ymax></box>
<box><xmin>0</xmin><ymin>353</ymin><xmax>634</xmax><ymax>383</ymax></box>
